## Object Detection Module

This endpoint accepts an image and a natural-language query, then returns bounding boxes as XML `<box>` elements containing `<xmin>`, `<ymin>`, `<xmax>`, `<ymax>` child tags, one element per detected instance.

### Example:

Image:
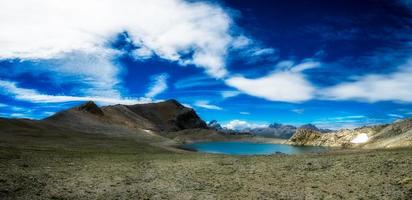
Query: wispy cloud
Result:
<box><xmin>291</xmin><ymin>109</ymin><xmax>305</xmax><ymax>114</ymax></box>
<box><xmin>225</xmin><ymin>60</ymin><xmax>317</xmax><ymax>102</ymax></box>
<box><xmin>0</xmin><ymin>80</ymin><xmax>150</xmax><ymax>105</ymax></box>
<box><xmin>321</xmin><ymin>59</ymin><xmax>412</xmax><ymax>102</ymax></box>
<box><xmin>1</xmin><ymin>52</ymin><xmax>124</xmax><ymax>98</ymax></box>
<box><xmin>145</xmin><ymin>73</ymin><xmax>169</xmax><ymax>98</ymax></box>
<box><xmin>221</xmin><ymin>90</ymin><xmax>241</xmax><ymax>99</ymax></box>
<box><xmin>174</xmin><ymin>75</ymin><xmax>220</xmax><ymax>89</ymax></box>
<box><xmin>312</xmin><ymin>116</ymin><xmax>387</xmax><ymax>130</ymax></box>
<box><xmin>194</xmin><ymin>100</ymin><xmax>222</xmax><ymax>110</ymax></box>
<box><xmin>387</xmin><ymin>113</ymin><xmax>404</xmax><ymax>118</ymax></box>
<box><xmin>239</xmin><ymin>111</ymin><xmax>250</xmax><ymax>115</ymax></box>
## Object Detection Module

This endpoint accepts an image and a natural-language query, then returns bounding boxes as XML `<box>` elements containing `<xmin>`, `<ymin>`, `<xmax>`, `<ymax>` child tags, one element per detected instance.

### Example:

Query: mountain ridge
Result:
<box><xmin>1</xmin><ymin>100</ymin><xmax>411</xmax><ymax>149</ymax></box>
<box><xmin>287</xmin><ymin>119</ymin><xmax>412</xmax><ymax>148</ymax></box>
<box><xmin>44</xmin><ymin>99</ymin><xmax>208</xmax><ymax>133</ymax></box>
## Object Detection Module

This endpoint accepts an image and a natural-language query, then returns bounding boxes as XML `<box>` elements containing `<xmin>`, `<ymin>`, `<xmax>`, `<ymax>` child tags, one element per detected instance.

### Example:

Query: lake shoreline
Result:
<box><xmin>180</xmin><ymin>141</ymin><xmax>333</xmax><ymax>155</ymax></box>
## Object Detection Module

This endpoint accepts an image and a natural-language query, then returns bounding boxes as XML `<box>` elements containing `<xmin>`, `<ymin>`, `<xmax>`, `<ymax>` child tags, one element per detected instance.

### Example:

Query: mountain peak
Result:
<box><xmin>76</xmin><ymin>101</ymin><xmax>104</xmax><ymax>116</ymax></box>
<box><xmin>299</xmin><ymin>124</ymin><xmax>319</xmax><ymax>131</ymax></box>
<box><xmin>164</xmin><ymin>99</ymin><xmax>183</xmax><ymax>107</ymax></box>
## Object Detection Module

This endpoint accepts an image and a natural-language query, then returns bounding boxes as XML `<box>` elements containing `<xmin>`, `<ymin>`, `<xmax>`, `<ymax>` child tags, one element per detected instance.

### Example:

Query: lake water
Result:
<box><xmin>183</xmin><ymin>141</ymin><xmax>329</xmax><ymax>155</ymax></box>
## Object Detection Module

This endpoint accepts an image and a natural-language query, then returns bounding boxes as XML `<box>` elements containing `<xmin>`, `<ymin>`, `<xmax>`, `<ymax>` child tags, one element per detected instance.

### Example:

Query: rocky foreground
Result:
<box><xmin>0</xmin><ymin>132</ymin><xmax>411</xmax><ymax>199</ymax></box>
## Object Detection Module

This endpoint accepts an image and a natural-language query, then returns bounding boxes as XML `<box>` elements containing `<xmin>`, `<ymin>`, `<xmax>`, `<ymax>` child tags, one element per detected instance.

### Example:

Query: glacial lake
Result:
<box><xmin>183</xmin><ymin>141</ymin><xmax>330</xmax><ymax>155</ymax></box>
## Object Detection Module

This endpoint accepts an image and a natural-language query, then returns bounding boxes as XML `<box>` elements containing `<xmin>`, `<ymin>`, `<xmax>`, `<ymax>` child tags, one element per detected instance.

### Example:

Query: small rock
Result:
<box><xmin>398</xmin><ymin>177</ymin><xmax>412</xmax><ymax>187</ymax></box>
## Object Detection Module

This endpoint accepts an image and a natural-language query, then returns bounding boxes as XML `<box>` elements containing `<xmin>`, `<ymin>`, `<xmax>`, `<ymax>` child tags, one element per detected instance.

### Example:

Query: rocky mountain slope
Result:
<box><xmin>45</xmin><ymin>99</ymin><xmax>207</xmax><ymax>134</ymax></box>
<box><xmin>288</xmin><ymin>119</ymin><xmax>412</xmax><ymax>148</ymax></box>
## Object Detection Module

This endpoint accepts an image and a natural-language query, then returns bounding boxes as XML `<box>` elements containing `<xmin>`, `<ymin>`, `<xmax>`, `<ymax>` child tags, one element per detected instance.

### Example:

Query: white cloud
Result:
<box><xmin>221</xmin><ymin>90</ymin><xmax>241</xmax><ymax>98</ymax></box>
<box><xmin>239</xmin><ymin>111</ymin><xmax>250</xmax><ymax>115</ymax></box>
<box><xmin>223</xmin><ymin>120</ymin><xmax>266</xmax><ymax>130</ymax></box>
<box><xmin>0</xmin><ymin>80</ymin><xmax>150</xmax><ymax>105</ymax></box>
<box><xmin>291</xmin><ymin>109</ymin><xmax>305</xmax><ymax>114</ymax></box>
<box><xmin>194</xmin><ymin>100</ymin><xmax>222</xmax><ymax>110</ymax></box>
<box><xmin>387</xmin><ymin>113</ymin><xmax>403</xmax><ymax>118</ymax></box>
<box><xmin>0</xmin><ymin>0</ymin><xmax>243</xmax><ymax>78</ymax></box>
<box><xmin>312</xmin><ymin>116</ymin><xmax>387</xmax><ymax>130</ymax></box>
<box><xmin>145</xmin><ymin>73</ymin><xmax>169</xmax><ymax>98</ymax></box>
<box><xmin>0</xmin><ymin>103</ymin><xmax>7</xmax><ymax>107</ymax></box>
<box><xmin>290</xmin><ymin>61</ymin><xmax>320</xmax><ymax>72</ymax></box>
<box><xmin>9</xmin><ymin>113</ymin><xmax>29</xmax><ymax>118</ymax></box>
<box><xmin>231</xmin><ymin>35</ymin><xmax>252</xmax><ymax>49</ymax></box>
<box><xmin>321</xmin><ymin>60</ymin><xmax>412</xmax><ymax>102</ymax></box>
<box><xmin>43</xmin><ymin>111</ymin><xmax>56</xmax><ymax>116</ymax></box>
<box><xmin>49</xmin><ymin>52</ymin><xmax>123</xmax><ymax>97</ymax></box>
<box><xmin>174</xmin><ymin>75</ymin><xmax>219</xmax><ymax>89</ymax></box>
<box><xmin>225</xmin><ymin>61</ymin><xmax>316</xmax><ymax>102</ymax></box>
<box><xmin>250</xmin><ymin>48</ymin><xmax>277</xmax><ymax>57</ymax></box>
<box><xmin>1</xmin><ymin>52</ymin><xmax>123</xmax><ymax>98</ymax></box>
<box><xmin>330</xmin><ymin>115</ymin><xmax>365</xmax><ymax>120</ymax></box>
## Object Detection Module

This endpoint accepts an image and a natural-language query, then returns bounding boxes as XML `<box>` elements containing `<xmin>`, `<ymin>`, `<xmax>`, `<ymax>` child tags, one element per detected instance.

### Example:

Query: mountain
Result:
<box><xmin>2</xmin><ymin>100</ymin><xmax>411</xmax><ymax>149</ymax></box>
<box><xmin>125</xmin><ymin>99</ymin><xmax>207</xmax><ymax>131</ymax></box>
<box><xmin>299</xmin><ymin>124</ymin><xmax>332</xmax><ymax>133</ymax></box>
<box><xmin>246</xmin><ymin>123</ymin><xmax>297</xmax><ymax>139</ymax></box>
<box><xmin>207</xmin><ymin>120</ymin><xmax>223</xmax><ymax>130</ymax></box>
<box><xmin>207</xmin><ymin>121</ymin><xmax>328</xmax><ymax>139</ymax></box>
<box><xmin>45</xmin><ymin>99</ymin><xmax>208</xmax><ymax>133</ymax></box>
<box><xmin>288</xmin><ymin>119</ymin><xmax>412</xmax><ymax>148</ymax></box>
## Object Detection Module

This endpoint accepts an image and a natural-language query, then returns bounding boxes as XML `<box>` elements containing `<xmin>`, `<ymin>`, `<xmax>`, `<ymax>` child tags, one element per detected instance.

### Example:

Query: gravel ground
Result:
<box><xmin>0</xmin><ymin>140</ymin><xmax>411</xmax><ymax>200</ymax></box>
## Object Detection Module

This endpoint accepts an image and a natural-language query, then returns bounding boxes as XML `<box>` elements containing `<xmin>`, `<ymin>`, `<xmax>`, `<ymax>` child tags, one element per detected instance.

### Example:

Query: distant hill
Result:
<box><xmin>287</xmin><ymin>119</ymin><xmax>412</xmax><ymax>148</ymax></box>
<box><xmin>207</xmin><ymin>121</ymin><xmax>329</xmax><ymax>139</ymax></box>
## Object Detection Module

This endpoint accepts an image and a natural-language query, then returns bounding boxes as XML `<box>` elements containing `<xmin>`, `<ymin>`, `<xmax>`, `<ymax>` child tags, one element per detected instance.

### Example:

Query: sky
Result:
<box><xmin>0</xmin><ymin>0</ymin><xmax>412</xmax><ymax>129</ymax></box>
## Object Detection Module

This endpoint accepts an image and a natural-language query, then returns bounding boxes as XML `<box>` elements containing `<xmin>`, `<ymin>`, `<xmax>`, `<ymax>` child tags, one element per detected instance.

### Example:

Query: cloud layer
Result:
<box><xmin>1</xmin><ymin>0</ymin><xmax>411</xmax><ymax>108</ymax></box>
<box><xmin>225</xmin><ymin>61</ymin><xmax>317</xmax><ymax>102</ymax></box>
<box><xmin>0</xmin><ymin>0</ymin><xmax>241</xmax><ymax>78</ymax></box>
<box><xmin>322</xmin><ymin>60</ymin><xmax>412</xmax><ymax>102</ymax></box>
<box><xmin>0</xmin><ymin>80</ymin><xmax>149</xmax><ymax>105</ymax></box>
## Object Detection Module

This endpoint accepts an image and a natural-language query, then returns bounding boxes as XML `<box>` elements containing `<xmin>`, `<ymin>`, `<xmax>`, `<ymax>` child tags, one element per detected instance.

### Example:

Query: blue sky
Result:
<box><xmin>0</xmin><ymin>0</ymin><xmax>412</xmax><ymax>129</ymax></box>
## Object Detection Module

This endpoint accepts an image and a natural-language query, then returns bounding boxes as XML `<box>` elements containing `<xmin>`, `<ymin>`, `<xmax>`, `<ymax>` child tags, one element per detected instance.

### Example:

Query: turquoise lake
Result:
<box><xmin>183</xmin><ymin>141</ymin><xmax>330</xmax><ymax>155</ymax></box>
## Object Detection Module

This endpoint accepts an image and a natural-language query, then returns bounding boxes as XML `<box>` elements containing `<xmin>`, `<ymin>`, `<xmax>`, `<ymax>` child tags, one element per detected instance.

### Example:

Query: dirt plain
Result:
<box><xmin>0</xmin><ymin>127</ymin><xmax>411</xmax><ymax>200</ymax></box>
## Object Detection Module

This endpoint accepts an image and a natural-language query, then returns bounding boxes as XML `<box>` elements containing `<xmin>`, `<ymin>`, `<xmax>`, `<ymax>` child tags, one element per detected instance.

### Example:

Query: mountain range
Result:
<box><xmin>287</xmin><ymin>119</ymin><xmax>412</xmax><ymax>148</ymax></box>
<box><xmin>207</xmin><ymin>121</ymin><xmax>331</xmax><ymax>139</ymax></box>
<box><xmin>1</xmin><ymin>99</ymin><xmax>411</xmax><ymax>149</ymax></box>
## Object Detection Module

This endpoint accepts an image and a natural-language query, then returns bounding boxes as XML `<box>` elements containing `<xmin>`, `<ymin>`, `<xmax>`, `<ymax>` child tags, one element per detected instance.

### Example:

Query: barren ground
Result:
<box><xmin>0</xmin><ymin>128</ymin><xmax>411</xmax><ymax>200</ymax></box>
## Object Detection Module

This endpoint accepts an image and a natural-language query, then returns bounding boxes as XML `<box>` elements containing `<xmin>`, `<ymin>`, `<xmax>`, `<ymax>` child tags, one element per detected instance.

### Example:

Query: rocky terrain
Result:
<box><xmin>0</xmin><ymin>100</ymin><xmax>411</xmax><ymax>199</ymax></box>
<box><xmin>288</xmin><ymin>119</ymin><xmax>412</xmax><ymax>148</ymax></box>
<box><xmin>46</xmin><ymin>99</ymin><xmax>208</xmax><ymax>133</ymax></box>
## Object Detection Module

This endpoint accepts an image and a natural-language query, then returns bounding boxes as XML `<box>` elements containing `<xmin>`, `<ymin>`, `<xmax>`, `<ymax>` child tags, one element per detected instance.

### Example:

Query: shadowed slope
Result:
<box><xmin>125</xmin><ymin>99</ymin><xmax>208</xmax><ymax>132</ymax></box>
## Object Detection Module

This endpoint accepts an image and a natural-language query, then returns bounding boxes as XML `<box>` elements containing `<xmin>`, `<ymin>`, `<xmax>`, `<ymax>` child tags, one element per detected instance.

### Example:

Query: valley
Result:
<box><xmin>0</xmin><ymin>100</ymin><xmax>411</xmax><ymax>199</ymax></box>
